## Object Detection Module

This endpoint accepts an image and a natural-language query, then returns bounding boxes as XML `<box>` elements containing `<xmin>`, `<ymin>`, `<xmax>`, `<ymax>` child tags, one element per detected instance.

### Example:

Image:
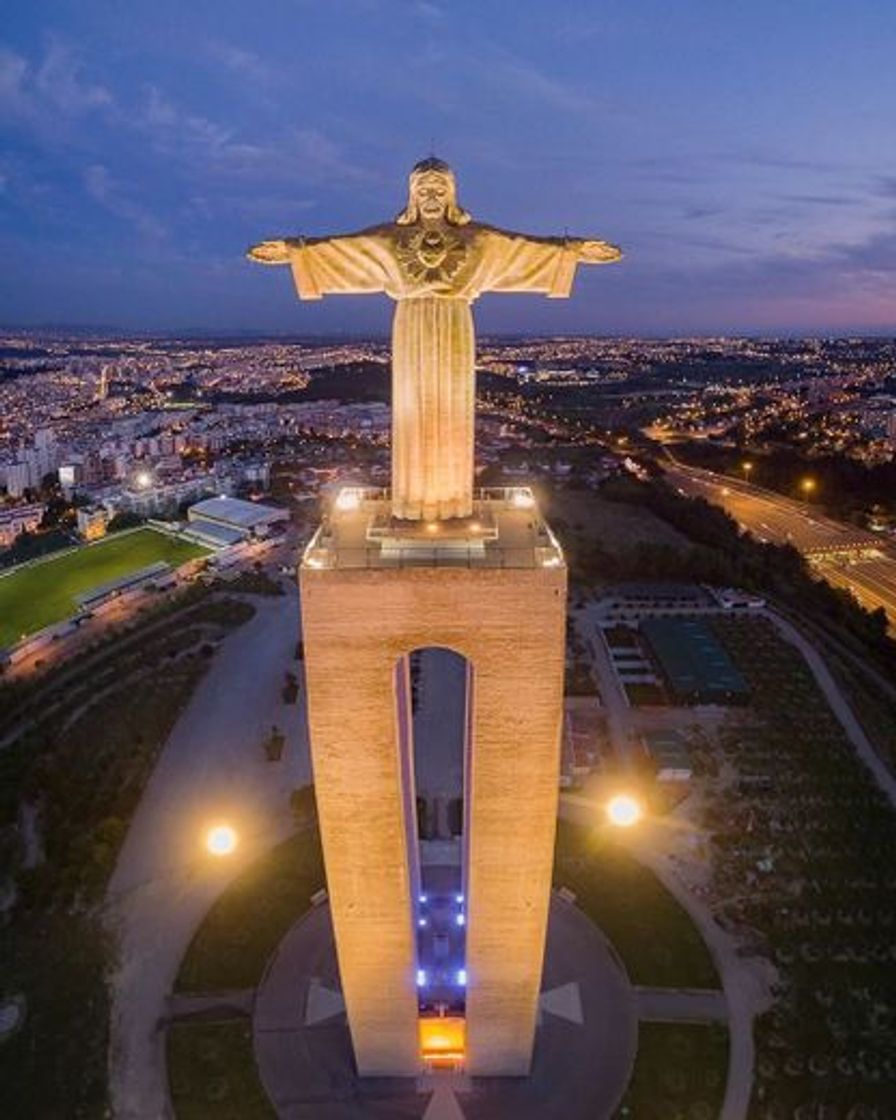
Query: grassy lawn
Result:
<box><xmin>554</xmin><ymin>820</ymin><xmax>720</xmax><ymax>989</ymax></box>
<box><xmin>176</xmin><ymin>829</ymin><xmax>324</xmax><ymax>992</ymax></box>
<box><xmin>615</xmin><ymin>1023</ymin><xmax>728</xmax><ymax>1119</ymax></box>
<box><xmin>0</xmin><ymin>527</ymin><xmax>208</xmax><ymax>646</ymax></box>
<box><xmin>167</xmin><ymin>1021</ymin><xmax>275</xmax><ymax>1119</ymax></box>
<box><xmin>706</xmin><ymin>617</ymin><xmax>896</xmax><ymax>1114</ymax></box>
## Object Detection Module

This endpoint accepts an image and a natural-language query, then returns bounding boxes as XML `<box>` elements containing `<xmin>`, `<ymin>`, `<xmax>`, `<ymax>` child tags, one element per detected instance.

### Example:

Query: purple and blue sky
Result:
<box><xmin>1</xmin><ymin>1</ymin><xmax>895</xmax><ymax>336</ymax></box>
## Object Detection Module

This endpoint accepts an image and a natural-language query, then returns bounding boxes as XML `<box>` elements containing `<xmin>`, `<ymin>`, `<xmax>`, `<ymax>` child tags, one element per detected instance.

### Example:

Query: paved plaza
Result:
<box><xmin>253</xmin><ymin>886</ymin><xmax>637</xmax><ymax>1119</ymax></box>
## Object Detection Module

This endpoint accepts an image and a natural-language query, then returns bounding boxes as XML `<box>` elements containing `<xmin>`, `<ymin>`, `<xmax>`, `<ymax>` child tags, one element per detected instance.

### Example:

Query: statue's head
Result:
<box><xmin>396</xmin><ymin>157</ymin><xmax>471</xmax><ymax>226</ymax></box>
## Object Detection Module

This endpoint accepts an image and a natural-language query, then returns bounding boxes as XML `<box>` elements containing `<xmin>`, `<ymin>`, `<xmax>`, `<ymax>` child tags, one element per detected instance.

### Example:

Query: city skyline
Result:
<box><xmin>3</xmin><ymin>2</ymin><xmax>896</xmax><ymax>336</ymax></box>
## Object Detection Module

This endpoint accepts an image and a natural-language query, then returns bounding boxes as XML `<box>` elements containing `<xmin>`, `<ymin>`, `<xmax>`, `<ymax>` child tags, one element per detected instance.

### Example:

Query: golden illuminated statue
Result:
<box><xmin>248</xmin><ymin>158</ymin><xmax>621</xmax><ymax>521</ymax></box>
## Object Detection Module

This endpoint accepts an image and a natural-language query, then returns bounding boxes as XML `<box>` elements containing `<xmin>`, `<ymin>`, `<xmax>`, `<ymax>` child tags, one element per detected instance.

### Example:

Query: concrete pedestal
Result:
<box><xmin>300</xmin><ymin>491</ymin><xmax>566</xmax><ymax>1076</ymax></box>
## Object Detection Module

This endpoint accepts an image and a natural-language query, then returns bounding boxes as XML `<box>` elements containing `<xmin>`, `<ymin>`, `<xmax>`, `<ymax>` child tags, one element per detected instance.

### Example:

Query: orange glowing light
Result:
<box><xmin>419</xmin><ymin>1016</ymin><xmax>466</xmax><ymax>1061</ymax></box>
<box><xmin>205</xmin><ymin>824</ymin><xmax>238</xmax><ymax>856</ymax></box>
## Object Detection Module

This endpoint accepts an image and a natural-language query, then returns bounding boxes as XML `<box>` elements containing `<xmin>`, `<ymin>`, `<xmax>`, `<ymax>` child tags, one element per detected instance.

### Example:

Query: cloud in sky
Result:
<box><xmin>1</xmin><ymin>1</ymin><xmax>895</xmax><ymax>334</ymax></box>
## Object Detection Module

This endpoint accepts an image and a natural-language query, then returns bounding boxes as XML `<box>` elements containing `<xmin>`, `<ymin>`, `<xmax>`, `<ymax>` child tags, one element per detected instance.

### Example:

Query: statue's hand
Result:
<box><xmin>576</xmin><ymin>239</ymin><xmax>623</xmax><ymax>264</ymax></box>
<box><xmin>246</xmin><ymin>239</ymin><xmax>291</xmax><ymax>264</ymax></box>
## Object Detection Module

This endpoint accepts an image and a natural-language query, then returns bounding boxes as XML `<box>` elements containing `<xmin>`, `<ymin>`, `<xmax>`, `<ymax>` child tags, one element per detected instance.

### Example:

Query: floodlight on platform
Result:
<box><xmin>606</xmin><ymin>794</ymin><xmax>642</xmax><ymax>828</ymax></box>
<box><xmin>335</xmin><ymin>488</ymin><xmax>361</xmax><ymax>512</ymax></box>
<box><xmin>511</xmin><ymin>488</ymin><xmax>536</xmax><ymax>509</ymax></box>
<box><xmin>205</xmin><ymin>824</ymin><xmax>238</xmax><ymax>856</ymax></box>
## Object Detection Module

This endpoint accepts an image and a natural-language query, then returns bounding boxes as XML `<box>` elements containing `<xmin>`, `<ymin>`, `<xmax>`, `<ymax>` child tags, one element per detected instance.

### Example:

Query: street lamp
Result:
<box><xmin>606</xmin><ymin>793</ymin><xmax>642</xmax><ymax>828</ymax></box>
<box><xmin>801</xmin><ymin>477</ymin><xmax>816</xmax><ymax>503</ymax></box>
<box><xmin>742</xmin><ymin>461</ymin><xmax>753</xmax><ymax>482</ymax></box>
<box><xmin>205</xmin><ymin>824</ymin><xmax>238</xmax><ymax>856</ymax></box>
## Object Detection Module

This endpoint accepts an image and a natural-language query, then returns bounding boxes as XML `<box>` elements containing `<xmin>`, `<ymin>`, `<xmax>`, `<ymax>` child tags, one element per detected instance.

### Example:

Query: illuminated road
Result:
<box><xmin>662</xmin><ymin>459</ymin><xmax>896</xmax><ymax>631</ymax></box>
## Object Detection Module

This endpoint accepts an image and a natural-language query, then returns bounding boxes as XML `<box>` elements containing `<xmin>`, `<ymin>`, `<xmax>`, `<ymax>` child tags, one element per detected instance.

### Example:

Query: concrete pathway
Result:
<box><xmin>575</xmin><ymin>607</ymin><xmax>635</xmax><ymax>765</ymax></box>
<box><xmin>559</xmin><ymin>793</ymin><xmax>771</xmax><ymax>1120</ymax></box>
<box><xmin>166</xmin><ymin>989</ymin><xmax>255</xmax><ymax>1020</ymax></box>
<box><xmin>106</xmin><ymin>587</ymin><xmax>311</xmax><ymax>1120</ymax></box>
<box><xmin>254</xmin><ymin>892</ymin><xmax>637</xmax><ymax>1119</ymax></box>
<box><xmin>634</xmin><ymin>987</ymin><xmax>728</xmax><ymax>1023</ymax></box>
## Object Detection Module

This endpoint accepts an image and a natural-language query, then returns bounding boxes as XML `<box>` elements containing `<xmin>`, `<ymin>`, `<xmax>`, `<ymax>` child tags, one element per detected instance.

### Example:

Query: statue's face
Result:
<box><xmin>412</xmin><ymin>172</ymin><xmax>452</xmax><ymax>221</ymax></box>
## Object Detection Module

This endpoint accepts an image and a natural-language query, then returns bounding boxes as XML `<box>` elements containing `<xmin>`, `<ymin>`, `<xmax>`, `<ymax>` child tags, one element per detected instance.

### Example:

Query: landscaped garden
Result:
<box><xmin>0</xmin><ymin>592</ymin><xmax>255</xmax><ymax>1118</ymax></box>
<box><xmin>703</xmin><ymin>616</ymin><xmax>896</xmax><ymax>1116</ymax></box>
<box><xmin>0</xmin><ymin>526</ymin><xmax>208</xmax><ymax>646</ymax></box>
<box><xmin>614</xmin><ymin>1022</ymin><xmax>729</xmax><ymax>1119</ymax></box>
<box><xmin>176</xmin><ymin>827</ymin><xmax>324</xmax><ymax>993</ymax></box>
<box><xmin>167</xmin><ymin>1020</ymin><xmax>275</xmax><ymax>1120</ymax></box>
<box><xmin>553</xmin><ymin>819</ymin><xmax>720</xmax><ymax>990</ymax></box>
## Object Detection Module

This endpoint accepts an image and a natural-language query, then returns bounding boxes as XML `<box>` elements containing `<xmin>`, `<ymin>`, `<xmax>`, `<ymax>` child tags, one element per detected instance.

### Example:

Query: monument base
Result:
<box><xmin>300</xmin><ymin>488</ymin><xmax>566</xmax><ymax>1076</ymax></box>
<box><xmin>252</xmin><ymin>891</ymin><xmax>637</xmax><ymax>1118</ymax></box>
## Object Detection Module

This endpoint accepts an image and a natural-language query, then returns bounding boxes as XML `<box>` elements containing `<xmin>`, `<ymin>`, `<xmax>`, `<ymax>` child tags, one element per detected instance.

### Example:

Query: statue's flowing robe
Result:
<box><xmin>287</xmin><ymin>222</ymin><xmax>581</xmax><ymax>520</ymax></box>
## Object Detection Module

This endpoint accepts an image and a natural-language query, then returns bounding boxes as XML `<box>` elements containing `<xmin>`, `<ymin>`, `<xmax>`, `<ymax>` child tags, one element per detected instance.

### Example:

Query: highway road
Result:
<box><xmin>661</xmin><ymin>459</ymin><xmax>896</xmax><ymax>631</ymax></box>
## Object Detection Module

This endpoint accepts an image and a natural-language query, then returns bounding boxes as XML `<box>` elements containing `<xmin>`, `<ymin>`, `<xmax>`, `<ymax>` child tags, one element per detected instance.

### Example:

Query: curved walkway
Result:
<box><xmin>559</xmin><ymin>794</ymin><xmax>770</xmax><ymax>1120</ymax></box>
<box><xmin>106</xmin><ymin>588</ymin><xmax>310</xmax><ymax>1120</ymax></box>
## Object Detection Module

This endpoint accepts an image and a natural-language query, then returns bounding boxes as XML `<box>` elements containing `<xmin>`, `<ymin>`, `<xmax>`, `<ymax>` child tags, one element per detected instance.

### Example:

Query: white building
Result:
<box><xmin>0</xmin><ymin>503</ymin><xmax>46</xmax><ymax>547</ymax></box>
<box><xmin>186</xmin><ymin>496</ymin><xmax>289</xmax><ymax>540</ymax></box>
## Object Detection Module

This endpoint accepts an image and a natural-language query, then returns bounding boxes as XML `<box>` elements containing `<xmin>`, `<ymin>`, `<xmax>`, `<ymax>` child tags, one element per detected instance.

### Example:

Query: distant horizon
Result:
<box><xmin>2</xmin><ymin>324</ymin><xmax>895</xmax><ymax>344</ymax></box>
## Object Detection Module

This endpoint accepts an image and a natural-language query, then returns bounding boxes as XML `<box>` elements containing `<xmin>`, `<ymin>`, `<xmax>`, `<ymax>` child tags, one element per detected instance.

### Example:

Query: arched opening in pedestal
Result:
<box><xmin>396</xmin><ymin>646</ymin><xmax>471</xmax><ymax>1060</ymax></box>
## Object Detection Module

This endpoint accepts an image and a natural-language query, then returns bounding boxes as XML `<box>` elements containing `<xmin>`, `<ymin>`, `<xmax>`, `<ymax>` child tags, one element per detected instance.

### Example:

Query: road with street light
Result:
<box><xmin>661</xmin><ymin>457</ymin><xmax>896</xmax><ymax>629</ymax></box>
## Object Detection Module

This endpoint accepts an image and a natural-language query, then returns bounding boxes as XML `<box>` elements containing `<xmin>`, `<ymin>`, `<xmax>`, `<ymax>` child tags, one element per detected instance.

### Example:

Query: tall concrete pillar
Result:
<box><xmin>300</xmin><ymin>494</ymin><xmax>566</xmax><ymax>1076</ymax></box>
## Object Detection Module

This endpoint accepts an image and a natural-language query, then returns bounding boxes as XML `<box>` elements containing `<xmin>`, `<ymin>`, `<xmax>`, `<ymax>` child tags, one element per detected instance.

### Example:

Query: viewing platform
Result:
<box><xmin>302</xmin><ymin>486</ymin><xmax>564</xmax><ymax>571</ymax></box>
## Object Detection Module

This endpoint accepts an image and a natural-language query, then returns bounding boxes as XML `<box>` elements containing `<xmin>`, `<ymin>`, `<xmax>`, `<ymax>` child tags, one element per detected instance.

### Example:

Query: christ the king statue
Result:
<box><xmin>248</xmin><ymin>157</ymin><xmax>621</xmax><ymax>522</ymax></box>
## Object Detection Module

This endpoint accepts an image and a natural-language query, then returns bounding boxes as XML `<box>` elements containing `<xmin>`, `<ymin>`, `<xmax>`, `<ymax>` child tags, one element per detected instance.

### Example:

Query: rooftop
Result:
<box><xmin>188</xmin><ymin>496</ymin><xmax>285</xmax><ymax>528</ymax></box>
<box><xmin>302</xmin><ymin>487</ymin><xmax>564</xmax><ymax>571</ymax></box>
<box><xmin>181</xmin><ymin>519</ymin><xmax>246</xmax><ymax>548</ymax></box>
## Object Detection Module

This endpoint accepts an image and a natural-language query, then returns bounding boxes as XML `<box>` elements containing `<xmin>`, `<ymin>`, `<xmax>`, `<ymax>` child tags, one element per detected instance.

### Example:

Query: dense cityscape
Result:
<box><xmin>2</xmin><ymin>330</ymin><xmax>896</xmax><ymax>1120</ymax></box>
<box><xmin>3</xmin><ymin>332</ymin><xmax>895</xmax><ymax>549</ymax></box>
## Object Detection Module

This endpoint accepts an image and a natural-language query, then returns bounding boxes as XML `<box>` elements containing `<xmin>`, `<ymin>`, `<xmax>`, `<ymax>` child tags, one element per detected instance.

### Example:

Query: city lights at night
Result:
<box><xmin>2</xmin><ymin>3</ymin><xmax>895</xmax><ymax>1118</ymax></box>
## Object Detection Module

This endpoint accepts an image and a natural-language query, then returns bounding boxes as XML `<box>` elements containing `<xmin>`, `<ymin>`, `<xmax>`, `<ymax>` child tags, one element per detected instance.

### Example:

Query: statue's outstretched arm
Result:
<box><xmin>246</xmin><ymin>238</ymin><xmax>292</xmax><ymax>265</ymax></box>
<box><xmin>247</xmin><ymin>230</ymin><xmax>389</xmax><ymax>300</ymax></box>
<box><xmin>573</xmin><ymin>238</ymin><xmax>623</xmax><ymax>264</ymax></box>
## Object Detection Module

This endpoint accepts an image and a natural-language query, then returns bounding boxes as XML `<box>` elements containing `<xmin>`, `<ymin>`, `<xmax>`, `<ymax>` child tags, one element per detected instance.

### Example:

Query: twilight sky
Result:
<box><xmin>2</xmin><ymin>0</ymin><xmax>895</xmax><ymax>336</ymax></box>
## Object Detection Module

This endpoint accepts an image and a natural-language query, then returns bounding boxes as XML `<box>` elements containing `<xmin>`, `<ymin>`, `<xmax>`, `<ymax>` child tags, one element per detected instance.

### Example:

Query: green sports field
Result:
<box><xmin>0</xmin><ymin>528</ymin><xmax>208</xmax><ymax>648</ymax></box>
